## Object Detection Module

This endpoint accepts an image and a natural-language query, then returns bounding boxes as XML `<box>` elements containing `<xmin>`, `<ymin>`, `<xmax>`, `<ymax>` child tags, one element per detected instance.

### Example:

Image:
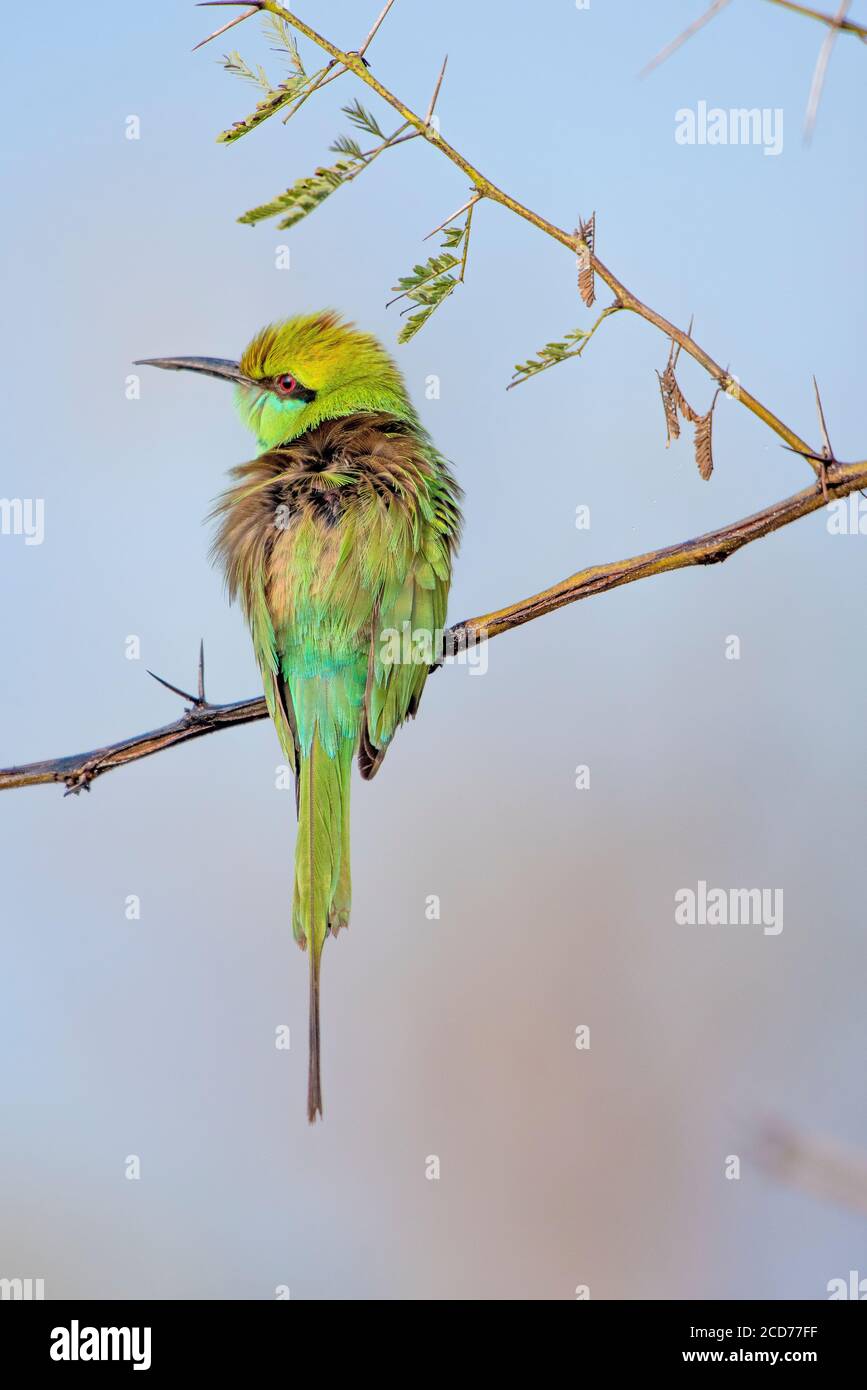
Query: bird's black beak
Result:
<box><xmin>134</xmin><ymin>356</ymin><xmax>256</xmax><ymax>387</ymax></box>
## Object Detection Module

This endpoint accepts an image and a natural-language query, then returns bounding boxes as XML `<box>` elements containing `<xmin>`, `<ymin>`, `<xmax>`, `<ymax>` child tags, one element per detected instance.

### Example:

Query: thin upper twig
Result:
<box><xmin>803</xmin><ymin>0</ymin><xmax>853</xmax><ymax>141</ymax></box>
<box><xmin>639</xmin><ymin>0</ymin><xmax>734</xmax><ymax>79</ymax></box>
<box><xmin>763</xmin><ymin>0</ymin><xmax>867</xmax><ymax>39</ymax></box>
<box><xmin>642</xmin><ymin>0</ymin><xmax>867</xmax><ymax>74</ymax></box>
<box><xmin>641</xmin><ymin>0</ymin><xmax>867</xmax><ymax>129</ymax></box>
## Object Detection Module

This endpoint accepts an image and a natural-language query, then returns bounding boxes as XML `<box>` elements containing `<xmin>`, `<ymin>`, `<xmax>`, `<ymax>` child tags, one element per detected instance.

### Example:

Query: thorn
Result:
<box><xmin>423</xmin><ymin>191</ymin><xmax>481</xmax><ymax>241</ymax></box>
<box><xmin>63</xmin><ymin>764</ymin><xmax>98</xmax><ymax>796</ymax></box>
<box><xmin>812</xmin><ymin>375</ymin><xmax>835</xmax><ymax>500</ymax></box>
<box><xmin>358</xmin><ymin>0</ymin><xmax>399</xmax><ymax>58</ymax></box>
<box><xmin>780</xmin><ymin>444</ymin><xmax>826</xmax><ymax>462</ymax></box>
<box><xmin>780</xmin><ymin>441</ymin><xmax>841</xmax><ymax>497</ymax></box>
<box><xmin>812</xmin><ymin>376</ymin><xmax>834</xmax><ymax>458</ymax></box>
<box><xmin>425</xmin><ymin>54</ymin><xmax>449</xmax><ymax>125</ymax></box>
<box><xmin>192</xmin><ymin>2</ymin><xmax>263</xmax><ymax>53</ymax></box>
<box><xmin>147</xmin><ymin>669</ymin><xmax>205</xmax><ymax>707</ymax></box>
<box><xmin>675</xmin><ymin>314</ymin><xmax>694</xmax><ymax>369</ymax></box>
<box><xmin>198</xmin><ymin>640</ymin><xmax>206</xmax><ymax>703</ymax></box>
<box><xmin>63</xmin><ymin>780</ymin><xmax>92</xmax><ymax>797</ymax></box>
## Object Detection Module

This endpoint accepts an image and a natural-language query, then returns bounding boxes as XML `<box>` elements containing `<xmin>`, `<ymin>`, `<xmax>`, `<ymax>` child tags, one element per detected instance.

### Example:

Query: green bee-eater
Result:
<box><xmin>138</xmin><ymin>313</ymin><xmax>462</xmax><ymax>1120</ymax></box>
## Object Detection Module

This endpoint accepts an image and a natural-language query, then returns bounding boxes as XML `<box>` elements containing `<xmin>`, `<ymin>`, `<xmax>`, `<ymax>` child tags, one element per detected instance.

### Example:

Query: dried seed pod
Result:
<box><xmin>694</xmin><ymin>408</ymin><xmax>714</xmax><ymax>480</ymax></box>
<box><xmin>657</xmin><ymin>364</ymin><xmax>681</xmax><ymax>444</ymax></box>
<box><xmin>577</xmin><ymin>213</ymin><xmax>596</xmax><ymax>308</ymax></box>
<box><xmin>675</xmin><ymin>380</ymin><xmax>701</xmax><ymax>425</ymax></box>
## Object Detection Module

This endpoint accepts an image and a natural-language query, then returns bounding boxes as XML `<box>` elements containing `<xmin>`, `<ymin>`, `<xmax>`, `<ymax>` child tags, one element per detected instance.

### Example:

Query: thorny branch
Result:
<box><xmin>4</xmin><ymin>455</ymin><xmax>866</xmax><ymax>794</ymax></box>
<box><xmin>2</xmin><ymin>1</ymin><xmax>864</xmax><ymax>794</ymax></box>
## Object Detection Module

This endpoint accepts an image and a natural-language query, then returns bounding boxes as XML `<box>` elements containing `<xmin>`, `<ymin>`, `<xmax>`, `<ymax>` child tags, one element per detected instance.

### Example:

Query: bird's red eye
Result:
<box><xmin>276</xmin><ymin>373</ymin><xmax>297</xmax><ymax>396</ymax></box>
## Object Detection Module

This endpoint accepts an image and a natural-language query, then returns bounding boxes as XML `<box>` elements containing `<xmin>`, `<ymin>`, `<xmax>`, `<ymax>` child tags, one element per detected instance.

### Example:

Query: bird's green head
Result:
<box><xmin>136</xmin><ymin>311</ymin><xmax>417</xmax><ymax>450</ymax></box>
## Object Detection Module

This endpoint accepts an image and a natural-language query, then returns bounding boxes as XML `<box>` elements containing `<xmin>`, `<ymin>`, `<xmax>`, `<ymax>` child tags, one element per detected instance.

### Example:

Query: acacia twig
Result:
<box><xmin>4</xmin><ymin>457</ymin><xmax>865</xmax><ymax>794</ymax></box>
<box><xmin>199</xmin><ymin>2</ymin><xmax>827</xmax><ymax>475</ymax></box>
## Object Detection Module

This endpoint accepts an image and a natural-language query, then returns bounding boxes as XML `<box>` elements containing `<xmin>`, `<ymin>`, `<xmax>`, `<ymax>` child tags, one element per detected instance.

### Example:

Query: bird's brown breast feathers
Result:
<box><xmin>210</xmin><ymin>412</ymin><xmax>435</xmax><ymax>625</ymax></box>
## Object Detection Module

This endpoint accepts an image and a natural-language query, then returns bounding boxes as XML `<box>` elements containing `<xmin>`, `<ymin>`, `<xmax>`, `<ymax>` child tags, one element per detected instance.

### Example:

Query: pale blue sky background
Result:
<box><xmin>1</xmin><ymin>1</ymin><xmax>865</xmax><ymax>1298</ymax></box>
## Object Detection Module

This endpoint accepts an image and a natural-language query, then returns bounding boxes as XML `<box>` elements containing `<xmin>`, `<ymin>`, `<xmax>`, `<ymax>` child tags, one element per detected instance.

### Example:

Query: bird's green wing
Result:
<box><xmin>359</xmin><ymin>536</ymin><xmax>451</xmax><ymax>780</ymax></box>
<box><xmin>249</xmin><ymin>580</ymin><xmax>300</xmax><ymax>804</ymax></box>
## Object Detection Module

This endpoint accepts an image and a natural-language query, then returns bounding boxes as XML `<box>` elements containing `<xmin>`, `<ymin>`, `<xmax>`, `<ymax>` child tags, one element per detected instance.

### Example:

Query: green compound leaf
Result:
<box><xmin>391</xmin><ymin>220</ymin><xmax>472</xmax><ymax>345</ymax></box>
<box><xmin>217</xmin><ymin>19</ymin><xmax>325</xmax><ymax>144</ymax></box>
<box><xmin>509</xmin><ymin>328</ymin><xmax>590</xmax><ymax>386</ymax></box>
<box><xmin>238</xmin><ymin>157</ymin><xmax>364</xmax><ymax>228</ymax></box>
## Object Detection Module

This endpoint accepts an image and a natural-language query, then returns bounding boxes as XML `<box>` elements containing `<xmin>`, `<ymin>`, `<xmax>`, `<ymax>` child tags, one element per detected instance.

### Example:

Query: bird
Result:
<box><xmin>137</xmin><ymin>312</ymin><xmax>462</xmax><ymax>1121</ymax></box>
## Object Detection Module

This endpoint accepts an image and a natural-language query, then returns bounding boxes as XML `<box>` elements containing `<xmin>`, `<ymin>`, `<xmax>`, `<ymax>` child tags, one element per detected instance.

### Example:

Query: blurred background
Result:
<box><xmin>1</xmin><ymin>0</ymin><xmax>865</xmax><ymax>1299</ymax></box>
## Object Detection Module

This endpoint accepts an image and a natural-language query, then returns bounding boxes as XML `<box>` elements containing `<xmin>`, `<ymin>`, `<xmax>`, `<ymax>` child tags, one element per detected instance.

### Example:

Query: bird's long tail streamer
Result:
<box><xmin>293</xmin><ymin>729</ymin><xmax>353</xmax><ymax>1122</ymax></box>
